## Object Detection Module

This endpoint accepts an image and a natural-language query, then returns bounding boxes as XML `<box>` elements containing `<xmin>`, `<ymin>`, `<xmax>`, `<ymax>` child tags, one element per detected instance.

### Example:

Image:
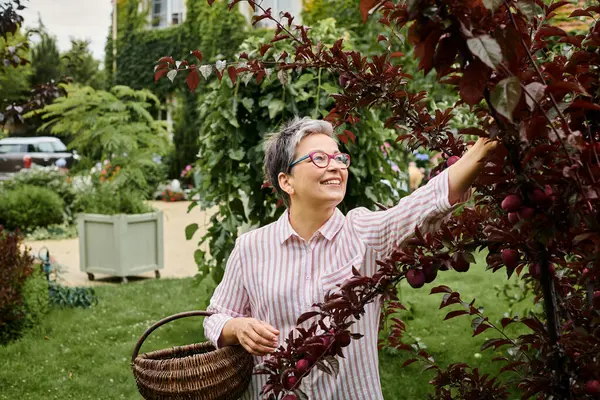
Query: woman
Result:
<box><xmin>204</xmin><ymin>117</ymin><xmax>498</xmax><ymax>399</ymax></box>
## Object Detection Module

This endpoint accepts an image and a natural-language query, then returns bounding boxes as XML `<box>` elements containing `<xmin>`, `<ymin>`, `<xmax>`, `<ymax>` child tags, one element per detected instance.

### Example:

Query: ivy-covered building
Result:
<box><xmin>104</xmin><ymin>0</ymin><xmax>303</xmax><ymax>176</ymax></box>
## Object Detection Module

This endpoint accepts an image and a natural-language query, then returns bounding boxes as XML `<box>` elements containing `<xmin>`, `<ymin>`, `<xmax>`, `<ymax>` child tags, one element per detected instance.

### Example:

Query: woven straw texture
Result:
<box><xmin>131</xmin><ymin>311</ymin><xmax>253</xmax><ymax>400</ymax></box>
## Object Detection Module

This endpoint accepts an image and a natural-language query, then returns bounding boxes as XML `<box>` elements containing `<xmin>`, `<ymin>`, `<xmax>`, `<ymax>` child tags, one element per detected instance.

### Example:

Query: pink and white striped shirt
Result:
<box><xmin>204</xmin><ymin>169</ymin><xmax>467</xmax><ymax>399</ymax></box>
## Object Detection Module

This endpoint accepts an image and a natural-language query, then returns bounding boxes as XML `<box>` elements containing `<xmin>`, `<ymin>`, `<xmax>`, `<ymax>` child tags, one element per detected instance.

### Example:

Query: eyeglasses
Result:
<box><xmin>289</xmin><ymin>151</ymin><xmax>351</xmax><ymax>169</ymax></box>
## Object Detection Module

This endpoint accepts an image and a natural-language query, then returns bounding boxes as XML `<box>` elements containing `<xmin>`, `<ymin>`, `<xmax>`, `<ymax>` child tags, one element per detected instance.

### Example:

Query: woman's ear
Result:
<box><xmin>278</xmin><ymin>172</ymin><xmax>294</xmax><ymax>196</ymax></box>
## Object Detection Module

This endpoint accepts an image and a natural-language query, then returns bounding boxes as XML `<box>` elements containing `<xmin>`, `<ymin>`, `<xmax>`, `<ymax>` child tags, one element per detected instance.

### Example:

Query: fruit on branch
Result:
<box><xmin>518</xmin><ymin>206</ymin><xmax>535</xmax><ymax>220</ymax></box>
<box><xmin>423</xmin><ymin>264</ymin><xmax>438</xmax><ymax>283</ymax></box>
<box><xmin>283</xmin><ymin>375</ymin><xmax>298</xmax><ymax>391</ymax></box>
<box><xmin>530</xmin><ymin>188</ymin><xmax>550</xmax><ymax>206</ymax></box>
<box><xmin>453</xmin><ymin>254</ymin><xmax>470</xmax><ymax>273</ymax></box>
<box><xmin>508</xmin><ymin>212</ymin><xmax>520</xmax><ymax>224</ymax></box>
<box><xmin>584</xmin><ymin>380</ymin><xmax>600</xmax><ymax>395</ymax></box>
<box><xmin>447</xmin><ymin>155</ymin><xmax>460</xmax><ymax>166</ymax></box>
<box><xmin>282</xmin><ymin>394</ymin><xmax>298</xmax><ymax>400</ymax></box>
<box><xmin>295</xmin><ymin>359</ymin><xmax>310</xmax><ymax>374</ymax></box>
<box><xmin>406</xmin><ymin>269</ymin><xmax>425</xmax><ymax>288</ymax></box>
<box><xmin>528</xmin><ymin>262</ymin><xmax>555</xmax><ymax>280</ymax></box>
<box><xmin>501</xmin><ymin>194</ymin><xmax>522</xmax><ymax>212</ymax></box>
<box><xmin>501</xmin><ymin>249</ymin><xmax>520</xmax><ymax>271</ymax></box>
<box><xmin>593</xmin><ymin>291</ymin><xmax>600</xmax><ymax>309</ymax></box>
<box><xmin>321</xmin><ymin>335</ymin><xmax>332</xmax><ymax>348</ymax></box>
<box><xmin>336</xmin><ymin>331</ymin><xmax>352</xmax><ymax>348</ymax></box>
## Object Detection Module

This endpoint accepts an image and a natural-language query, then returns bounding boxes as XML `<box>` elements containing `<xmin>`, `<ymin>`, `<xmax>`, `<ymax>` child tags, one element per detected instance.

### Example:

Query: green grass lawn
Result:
<box><xmin>0</xmin><ymin>251</ymin><xmax>535</xmax><ymax>399</ymax></box>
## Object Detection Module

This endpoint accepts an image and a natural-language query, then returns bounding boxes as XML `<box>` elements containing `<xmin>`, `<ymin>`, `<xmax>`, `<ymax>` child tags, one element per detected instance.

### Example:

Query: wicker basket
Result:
<box><xmin>131</xmin><ymin>310</ymin><xmax>253</xmax><ymax>400</ymax></box>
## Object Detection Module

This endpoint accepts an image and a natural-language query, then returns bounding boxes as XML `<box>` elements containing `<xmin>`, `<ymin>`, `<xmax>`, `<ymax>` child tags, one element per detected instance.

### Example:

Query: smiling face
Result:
<box><xmin>278</xmin><ymin>133</ymin><xmax>349</xmax><ymax>210</ymax></box>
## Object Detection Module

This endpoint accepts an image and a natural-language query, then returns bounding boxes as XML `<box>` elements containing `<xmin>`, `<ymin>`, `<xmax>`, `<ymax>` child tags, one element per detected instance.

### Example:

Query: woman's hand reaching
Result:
<box><xmin>221</xmin><ymin>318</ymin><xmax>280</xmax><ymax>356</ymax></box>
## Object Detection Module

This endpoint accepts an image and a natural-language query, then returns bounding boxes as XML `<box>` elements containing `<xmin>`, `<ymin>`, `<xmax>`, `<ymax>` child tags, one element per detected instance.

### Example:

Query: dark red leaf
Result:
<box><xmin>227</xmin><ymin>66</ymin><xmax>237</xmax><ymax>85</ymax></box>
<box><xmin>157</xmin><ymin>56</ymin><xmax>174</xmax><ymax>64</ymax></box>
<box><xmin>296</xmin><ymin>311</ymin><xmax>320</xmax><ymax>325</ymax></box>
<box><xmin>430</xmin><ymin>285</ymin><xmax>453</xmax><ymax>294</ymax></box>
<box><xmin>359</xmin><ymin>0</ymin><xmax>380</xmax><ymax>23</ymax></box>
<box><xmin>459</xmin><ymin>59</ymin><xmax>488</xmax><ymax>106</ymax></box>
<box><xmin>548</xmin><ymin>1</ymin><xmax>570</xmax><ymax>14</ymax></box>
<box><xmin>255</xmin><ymin>70</ymin><xmax>266</xmax><ymax>84</ymax></box>
<box><xmin>501</xmin><ymin>317</ymin><xmax>517</xmax><ymax>329</ymax></box>
<box><xmin>190</xmin><ymin>50</ymin><xmax>202</xmax><ymax>62</ymax></box>
<box><xmin>566</xmin><ymin>100</ymin><xmax>600</xmax><ymax>111</ymax></box>
<box><xmin>521</xmin><ymin>317</ymin><xmax>545</xmax><ymax>333</ymax></box>
<box><xmin>337</xmin><ymin>133</ymin><xmax>349</xmax><ymax>145</ymax></box>
<box><xmin>569</xmin><ymin>9</ymin><xmax>592</xmax><ymax>17</ymax></box>
<box><xmin>260</xmin><ymin>44</ymin><xmax>272</xmax><ymax>57</ymax></box>
<box><xmin>459</xmin><ymin>128</ymin><xmax>487</xmax><ymax>137</ymax></box>
<box><xmin>546</xmin><ymin>81</ymin><xmax>588</xmax><ymax>95</ymax></box>
<box><xmin>390</xmin><ymin>52</ymin><xmax>404</xmax><ymax>58</ymax></box>
<box><xmin>186</xmin><ymin>68</ymin><xmax>200</xmax><ymax>92</ymax></box>
<box><xmin>343</xmin><ymin>130</ymin><xmax>356</xmax><ymax>143</ymax></box>
<box><xmin>537</xmin><ymin>25</ymin><xmax>567</xmax><ymax>38</ymax></box>
<box><xmin>499</xmin><ymin>361</ymin><xmax>527</xmax><ymax>374</ymax></box>
<box><xmin>481</xmin><ymin>338</ymin><xmax>512</xmax><ymax>351</ymax></box>
<box><xmin>444</xmin><ymin>310</ymin><xmax>469</xmax><ymax>320</ymax></box>
<box><xmin>473</xmin><ymin>323</ymin><xmax>493</xmax><ymax>337</ymax></box>
<box><xmin>154</xmin><ymin>68</ymin><xmax>168</xmax><ymax>83</ymax></box>
<box><xmin>401</xmin><ymin>358</ymin><xmax>418</xmax><ymax>368</ymax></box>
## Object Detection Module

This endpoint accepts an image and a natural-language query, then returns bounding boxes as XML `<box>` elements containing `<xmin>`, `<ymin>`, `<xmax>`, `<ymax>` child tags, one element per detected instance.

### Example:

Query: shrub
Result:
<box><xmin>74</xmin><ymin>182</ymin><xmax>152</xmax><ymax>215</ymax></box>
<box><xmin>0</xmin><ymin>227</ymin><xmax>36</xmax><ymax>345</ymax></box>
<box><xmin>19</xmin><ymin>268</ymin><xmax>50</xmax><ymax>330</ymax></box>
<box><xmin>0</xmin><ymin>185</ymin><xmax>64</xmax><ymax>231</ymax></box>
<box><xmin>0</xmin><ymin>166</ymin><xmax>78</xmax><ymax>221</ymax></box>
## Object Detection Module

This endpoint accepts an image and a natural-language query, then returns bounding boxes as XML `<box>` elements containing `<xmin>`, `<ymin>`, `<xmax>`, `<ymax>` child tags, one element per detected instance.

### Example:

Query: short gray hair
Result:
<box><xmin>263</xmin><ymin>117</ymin><xmax>335</xmax><ymax>208</ymax></box>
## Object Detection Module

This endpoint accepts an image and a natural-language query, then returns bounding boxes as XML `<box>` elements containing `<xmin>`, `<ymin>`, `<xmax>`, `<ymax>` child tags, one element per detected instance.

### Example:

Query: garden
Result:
<box><xmin>1</xmin><ymin>0</ymin><xmax>599</xmax><ymax>399</ymax></box>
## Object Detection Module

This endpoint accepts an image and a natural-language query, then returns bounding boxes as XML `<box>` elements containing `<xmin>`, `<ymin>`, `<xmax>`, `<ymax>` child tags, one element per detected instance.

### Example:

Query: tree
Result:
<box><xmin>0</xmin><ymin>1</ymin><xmax>67</xmax><ymax>131</ymax></box>
<box><xmin>61</xmin><ymin>39</ymin><xmax>104</xmax><ymax>89</ymax></box>
<box><xmin>0</xmin><ymin>30</ymin><xmax>31</xmax><ymax>113</ymax></box>
<box><xmin>29</xmin><ymin>32</ymin><xmax>61</xmax><ymax>87</ymax></box>
<box><xmin>158</xmin><ymin>0</ymin><xmax>600</xmax><ymax>399</ymax></box>
<box><xmin>30</xmin><ymin>85</ymin><xmax>170</xmax><ymax>196</ymax></box>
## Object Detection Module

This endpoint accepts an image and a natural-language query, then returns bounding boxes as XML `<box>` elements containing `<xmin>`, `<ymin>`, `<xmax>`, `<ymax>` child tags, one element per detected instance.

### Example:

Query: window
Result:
<box><xmin>35</xmin><ymin>142</ymin><xmax>56</xmax><ymax>153</ymax></box>
<box><xmin>51</xmin><ymin>141</ymin><xmax>68</xmax><ymax>152</ymax></box>
<box><xmin>151</xmin><ymin>0</ymin><xmax>167</xmax><ymax>28</ymax></box>
<box><xmin>171</xmin><ymin>0</ymin><xmax>184</xmax><ymax>25</ymax></box>
<box><xmin>150</xmin><ymin>0</ymin><xmax>185</xmax><ymax>28</ymax></box>
<box><xmin>0</xmin><ymin>144</ymin><xmax>26</xmax><ymax>153</ymax></box>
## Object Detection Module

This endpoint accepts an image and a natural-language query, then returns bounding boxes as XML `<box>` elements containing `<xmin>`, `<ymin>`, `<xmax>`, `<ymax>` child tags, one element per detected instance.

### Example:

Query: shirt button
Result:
<box><xmin>305</xmin><ymin>276</ymin><xmax>310</xmax><ymax>280</ymax></box>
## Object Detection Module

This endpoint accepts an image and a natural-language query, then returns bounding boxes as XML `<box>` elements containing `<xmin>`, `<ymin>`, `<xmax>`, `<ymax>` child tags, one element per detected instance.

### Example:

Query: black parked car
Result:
<box><xmin>0</xmin><ymin>137</ymin><xmax>79</xmax><ymax>180</ymax></box>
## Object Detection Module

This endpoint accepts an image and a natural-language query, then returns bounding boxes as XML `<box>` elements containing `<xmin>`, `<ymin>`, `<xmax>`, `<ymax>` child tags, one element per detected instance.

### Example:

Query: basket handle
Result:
<box><xmin>131</xmin><ymin>310</ymin><xmax>214</xmax><ymax>363</ymax></box>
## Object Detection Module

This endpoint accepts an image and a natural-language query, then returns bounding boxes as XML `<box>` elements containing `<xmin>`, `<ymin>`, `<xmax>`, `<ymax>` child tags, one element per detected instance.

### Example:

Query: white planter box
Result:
<box><xmin>78</xmin><ymin>212</ymin><xmax>164</xmax><ymax>283</ymax></box>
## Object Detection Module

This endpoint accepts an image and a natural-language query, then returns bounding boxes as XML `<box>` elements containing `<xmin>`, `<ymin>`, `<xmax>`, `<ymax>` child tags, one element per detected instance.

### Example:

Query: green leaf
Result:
<box><xmin>268</xmin><ymin>99</ymin><xmax>284</xmax><ymax>119</ymax></box>
<box><xmin>194</xmin><ymin>249</ymin><xmax>205</xmax><ymax>265</ymax></box>
<box><xmin>295</xmin><ymin>74</ymin><xmax>314</xmax><ymax>87</ymax></box>
<box><xmin>483</xmin><ymin>0</ymin><xmax>502</xmax><ymax>12</ymax></box>
<box><xmin>229</xmin><ymin>148</ymin><xmax>245</xmax><ymax>161</ymax></box>
<box><xmin>185</xmin><ymin>223</ymin><xmax>199</xmax><ymax>240</ymax></box>
<box><xmin>467</xmin><ymin>35</ymin><xmax>503</xmax><ymax>69</ymax></box>
<box><xmin>490</xmin><ymin>76</ymin><xmax>522</xmax><ymax>122</ymax></box>
<box><xmin>229</xmin><ymin>197</ymin><xmax>246</xmax><ymax>219</ymax></box>
<box><xmin>320</xmin><ymin>82</ymin><xmax>339</xmax><ymax>94</ymax></box>
<box><xmin>241</xmin><ymin>97</ymin><xmax>254</xmax><ymax>112</ymax></box>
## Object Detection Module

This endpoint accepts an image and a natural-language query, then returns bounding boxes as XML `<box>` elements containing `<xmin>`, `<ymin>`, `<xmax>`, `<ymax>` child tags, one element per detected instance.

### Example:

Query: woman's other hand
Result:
<box><xmin>221</xmin><ymin>318</ymin><xmax>280</xmax><ymax>356</ymax></box>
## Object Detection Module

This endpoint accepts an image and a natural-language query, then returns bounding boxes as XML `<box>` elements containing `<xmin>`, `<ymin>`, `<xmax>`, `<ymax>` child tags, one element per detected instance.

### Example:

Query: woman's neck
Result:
<box><xmin>288</xmin><ymin>203</ymin><xmax>335</xmax><ymax>242</ymax></box>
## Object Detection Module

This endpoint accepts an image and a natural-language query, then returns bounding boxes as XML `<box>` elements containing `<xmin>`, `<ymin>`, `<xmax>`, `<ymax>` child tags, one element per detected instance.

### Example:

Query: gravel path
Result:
<box><xmin>25</xmin><ymin>201</ymin><xmax>215</xmax><ymax>286</ymax></box>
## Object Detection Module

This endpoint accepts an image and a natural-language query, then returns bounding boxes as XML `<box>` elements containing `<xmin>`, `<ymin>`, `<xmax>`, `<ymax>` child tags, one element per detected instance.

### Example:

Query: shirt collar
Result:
<box><xmin>277</xmin><ymin>208</ymin><xmax>345</xmax><ymax>244</ymax></box>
